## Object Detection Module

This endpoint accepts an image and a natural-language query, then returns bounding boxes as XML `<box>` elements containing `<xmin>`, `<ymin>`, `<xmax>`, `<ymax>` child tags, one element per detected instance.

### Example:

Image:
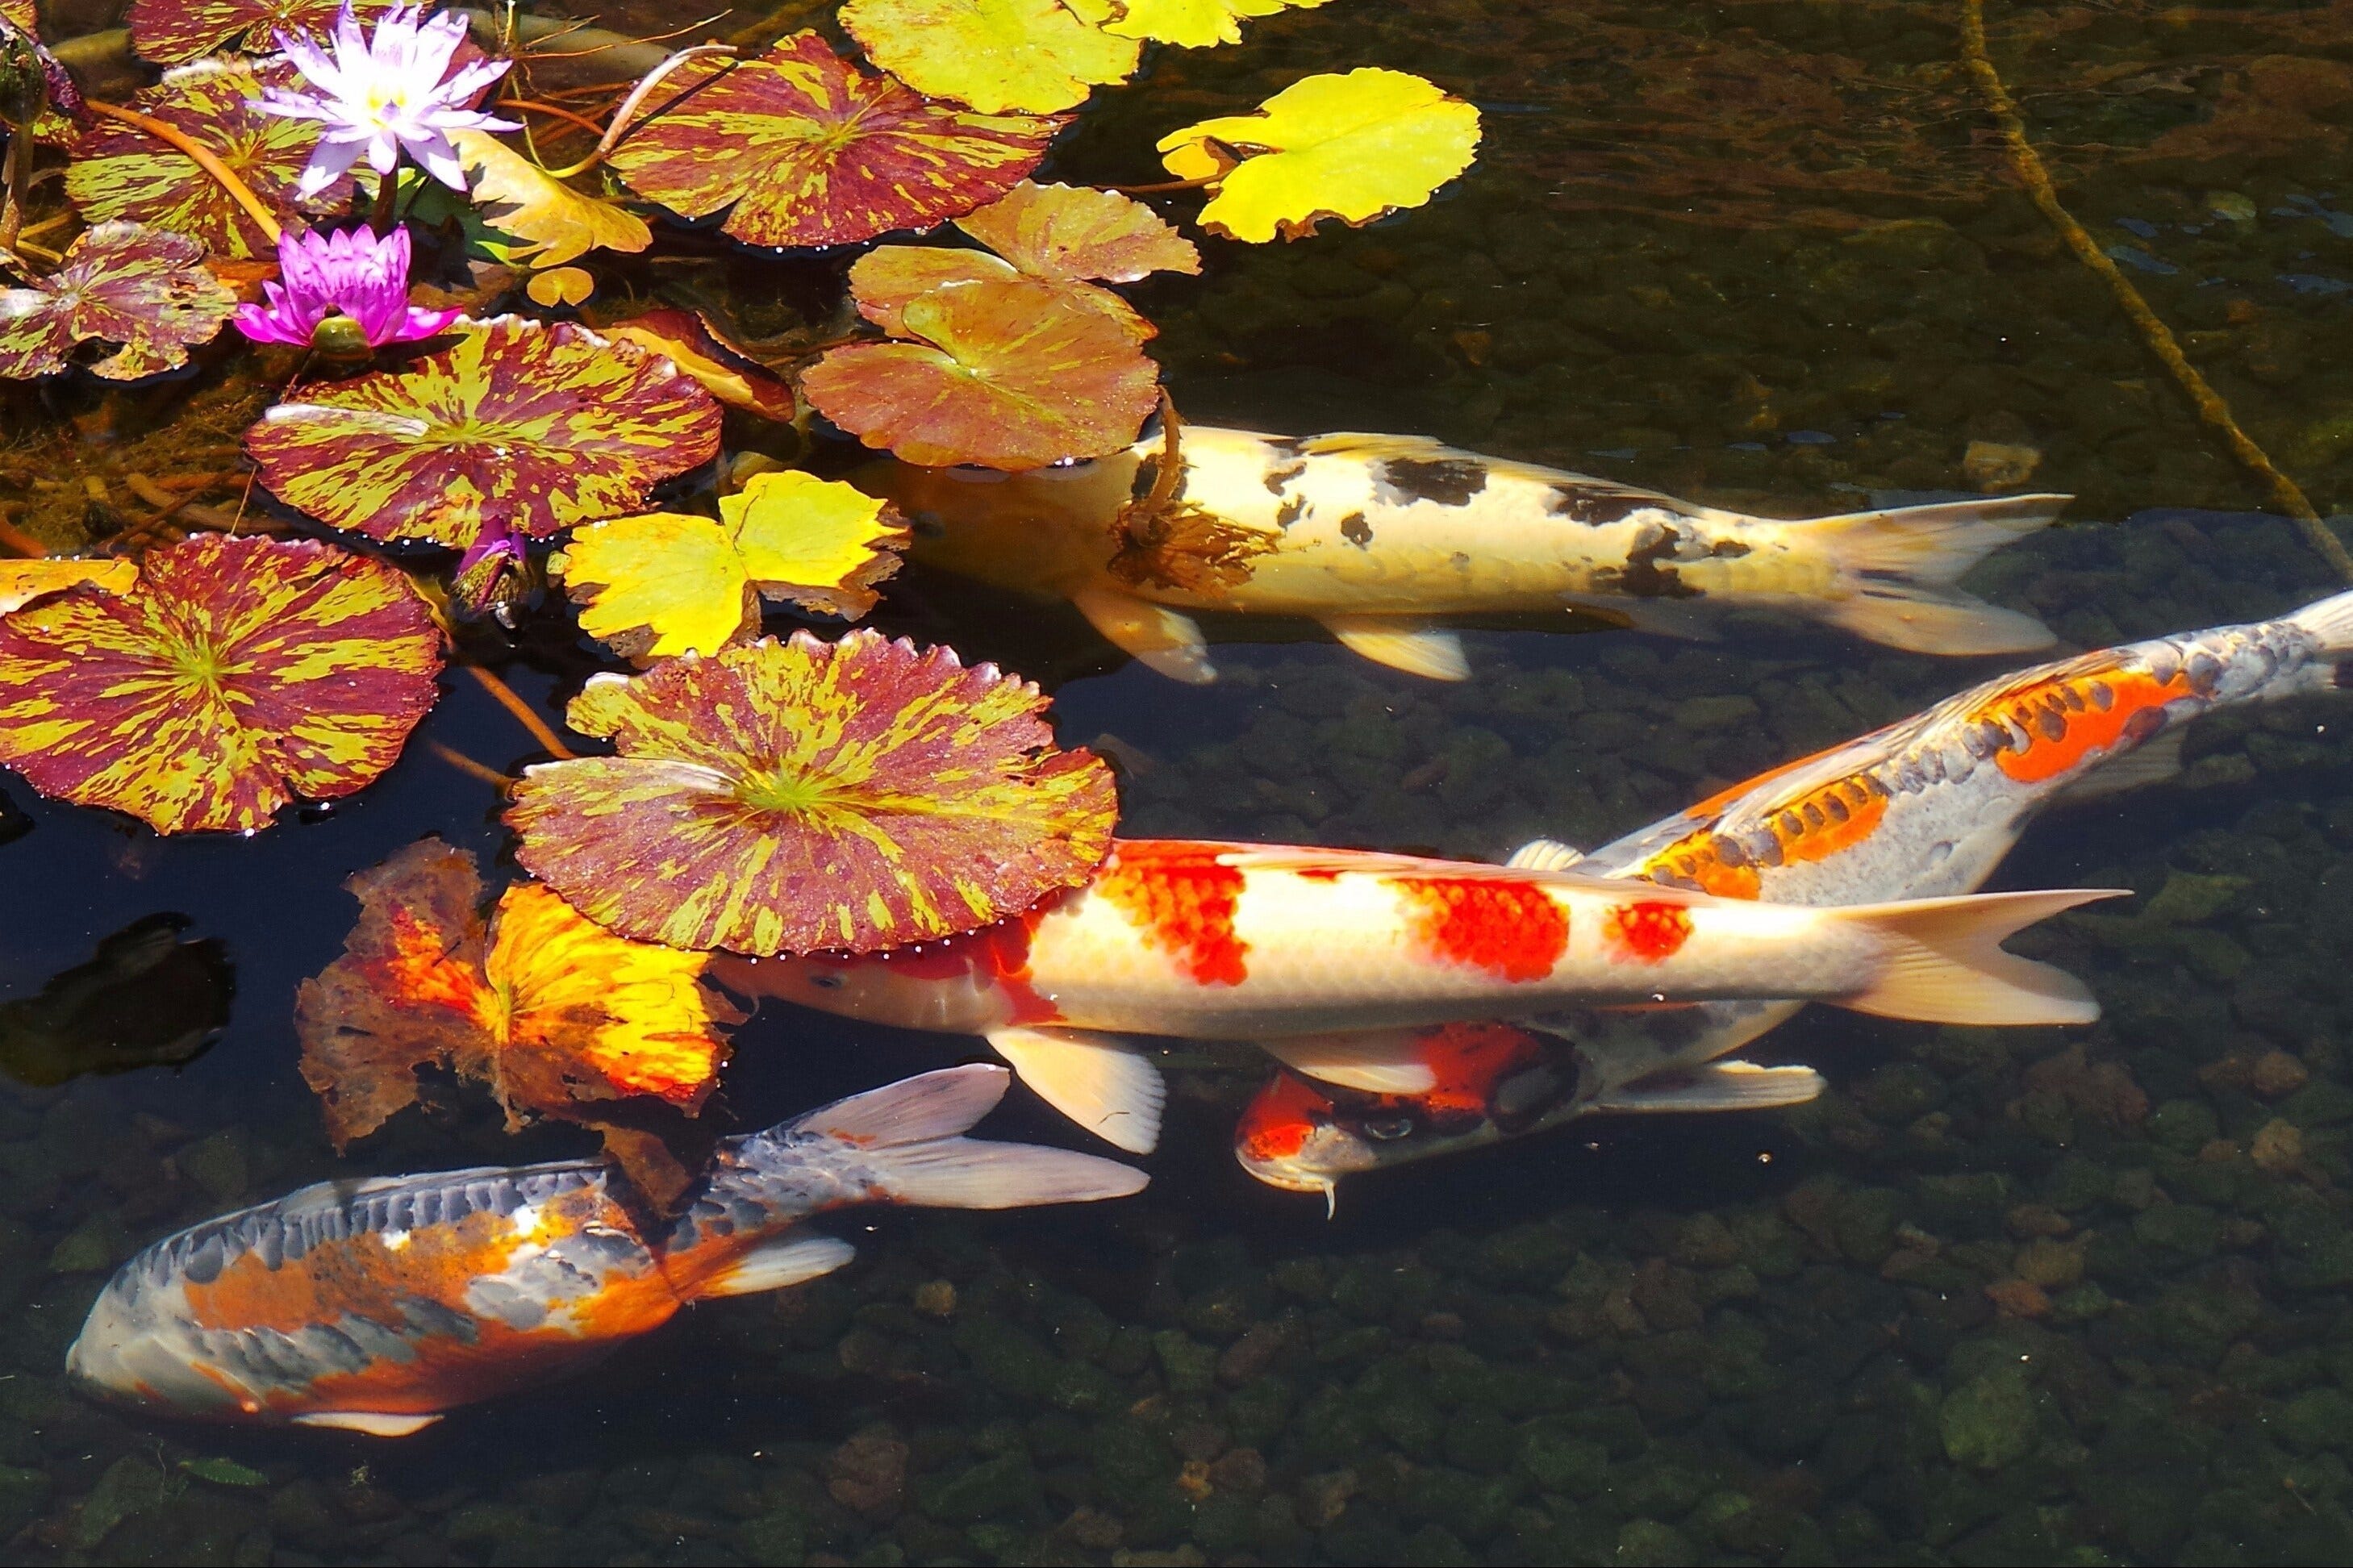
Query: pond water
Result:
<box><xmin>6</xmin><ymin>0</ymin><xmax>2353</xmax><ymax>1563</ymax></box>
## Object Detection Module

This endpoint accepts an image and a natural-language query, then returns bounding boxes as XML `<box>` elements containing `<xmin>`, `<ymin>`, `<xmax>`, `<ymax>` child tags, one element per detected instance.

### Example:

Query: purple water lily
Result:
<box><xmin>253</xmin><ymin>1</ymin><xmax>516</xmax><ymax>197</ymax></box>
<box><xmin>232</xmin><ymin>224</ymin><xmax>461</xmax><ymax>350</ymax></box>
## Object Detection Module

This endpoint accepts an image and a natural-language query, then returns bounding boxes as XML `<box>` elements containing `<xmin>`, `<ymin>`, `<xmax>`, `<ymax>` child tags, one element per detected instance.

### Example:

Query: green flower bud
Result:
<box><xmin>0</xmin><ymin>26</ymin><xmax>48</xmax><ymax>131</ymax></box>
<box><xmin>308</xmin><ymin>313</ymin><xmax>373</xmax><ymax>359</ymax></box>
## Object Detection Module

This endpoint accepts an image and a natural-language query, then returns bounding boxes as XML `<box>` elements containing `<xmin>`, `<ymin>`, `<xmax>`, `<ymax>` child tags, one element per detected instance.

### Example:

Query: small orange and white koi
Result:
<box><xmin>722</xmin><ymin>840</ymin><xmax>2119</xmax><ymax>1154</ymax></box>
<box><xmin>66</xmin><ymin>1068</ymin><xmax>1143</xmax><ymax>1434</ymax></box>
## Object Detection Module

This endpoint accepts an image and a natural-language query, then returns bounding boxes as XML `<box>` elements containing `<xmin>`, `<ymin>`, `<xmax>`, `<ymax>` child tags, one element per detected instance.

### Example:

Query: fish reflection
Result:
<box><xmin>859</xmin><ymin>427</ymin><xmax>2066</xmax><ymax>682</ymax></box>
<box><xmin>0</xmin><ymin>915</ymin><xmax>232</xmax><ymax>1087</ymax></box>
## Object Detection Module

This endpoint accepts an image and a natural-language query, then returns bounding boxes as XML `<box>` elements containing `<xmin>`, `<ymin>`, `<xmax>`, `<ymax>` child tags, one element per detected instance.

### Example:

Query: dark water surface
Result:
<box><xmin>7</xmin><ymin>0</ymin><xmax>2353</xmax><ymax>1563</ymax></box>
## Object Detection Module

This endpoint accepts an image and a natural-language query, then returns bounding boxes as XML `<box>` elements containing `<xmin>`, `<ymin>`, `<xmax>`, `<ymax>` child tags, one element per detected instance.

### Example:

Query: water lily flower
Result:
<box><xmin>253</xmin><ymin>2</ymin><xmax>517</xmax><ymax>197</ymax></box>
<box><xmin>232</xmin><ymin>224</ymin><xmax>462</xmax><ymax>352</ymax></box>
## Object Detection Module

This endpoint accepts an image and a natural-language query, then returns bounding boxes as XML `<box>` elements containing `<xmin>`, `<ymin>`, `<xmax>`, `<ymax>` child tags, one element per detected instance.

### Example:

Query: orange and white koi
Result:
<box><xmin>1237</xmin><ymin>589</ymin><xmax>2353</xmax><ymax>1201</ymax></box>
<box><xmin>865</xmin><ymin>427</ymin><xmax>2066</xmax><ymax>682</ymax></box>
<box><xmin>722</xmin><ymin>840</ymin><xmax>2118</xmax><ymax>1155</ymax></box>
<box><xmin>66</xmin><ymin>1067</ymin><xmax>1142</xmax><ymax>1434</ymax></box>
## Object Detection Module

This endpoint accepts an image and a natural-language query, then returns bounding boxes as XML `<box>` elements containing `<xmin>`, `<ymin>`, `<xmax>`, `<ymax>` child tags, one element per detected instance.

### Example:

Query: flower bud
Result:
<box><xmin>307</xmin><ymin>312</ymin><xmax>374</xmax><ymax>359</ymax></box>
<box><xmin>0</xmin><ymin>23</ymin><xmax>49</xmax><ymax>131</ymax></box>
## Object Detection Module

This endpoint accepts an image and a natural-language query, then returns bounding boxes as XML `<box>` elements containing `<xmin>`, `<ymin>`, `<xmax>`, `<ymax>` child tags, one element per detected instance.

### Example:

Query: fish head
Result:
<box><xmin>711</xmin><ymin>928</ymin><xmax>1036</xmax><ymax>1035</ymax></box>
<box><xmin>1233</xmin><ymin>1070</ymin><xmax>1381</xmax><ymax>1207</ymax></box>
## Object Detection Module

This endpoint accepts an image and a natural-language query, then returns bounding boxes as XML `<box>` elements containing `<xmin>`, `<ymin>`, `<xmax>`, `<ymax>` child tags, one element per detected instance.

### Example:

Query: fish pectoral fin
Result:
<box><xmin>1504</xmin><ymin>837</ymin><xmax>1585</xmax><ymax>871</ymax></box>
<box><xmin>1258</xmin><ymin>1030</ymin><xmax>1438</xmax><ymax>1094</ymax></box>
<box><xmin>694</xmin><ymin>1234</ymin><xmax>858</xmax><ymax>1299</ymax></box>
<box><xmin>1320</xmin><ymin>616</ymin><xmax>1470</xmax><ymax>681</ymax></box>
<box><xmin>1069</xmin><ymin>587</ymin><xmax>1216</xmax><ymax>684</ymax></box>
<box><xmin>1592</xmin><ymin>1061</ymin><xmax>1826</xmax><ymax>1114</ymax></box>
<box><xmin>2055</xmin><ymin>727</ymin><xmax>2186</xmax><ymax>801</ymax></box>
<box><xmin>290</xmin><ymin>1410</ymin><xmax>444</xmax><ymax>1437</ymax></box>
<box><xmin>987</xmin><ymin>1027</ymin><xmax>1167</xmax><ymax>1154</ymax></box>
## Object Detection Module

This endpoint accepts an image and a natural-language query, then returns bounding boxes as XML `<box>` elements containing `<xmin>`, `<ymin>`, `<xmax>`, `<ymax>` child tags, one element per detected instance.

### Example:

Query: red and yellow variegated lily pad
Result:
<box><xmin>0</xmin><ymin>534</ymin><xmax>440</xmax><ymax>834</ymax></box>
<box><xmin>602</xmin><ymin>308</ymin><xmax>795</xmax><ymax>422</ymax></box>
<box><xmin>127</xmin><ymin>0</ymin><xmax>398</xmax><ymax>64</ymax></box>
<box><xmin>0</xmin><ymin>559</ymin><xmax>137</xmax><ymax>615</ymax></box>
<box><xmin>0</xmin><ymin>223</ymin><xmax>236</xmax><ymax>381</ymax></box>
<box><xmin>561</xmin><ymin>472</ymin><xmax>908</xmax><ymax>661</ymax></box>
<box><xmin>605</xmin><ymin>32</ymin><xmax>1061</xmax><ymax>250</ymax></box>
<box><xmin>841</xmin><ymin>0</ymin><xmax>1138</xmax><ymax>115</ymax></box>
<box><xmin>852</xmin><ymin>182</ymin><xmax>1198</xmax><ymax>341</ymax></box>
<box><xmin>803</xmin><ymin>277</ymin><xmax>1160</xmax><ymax>469</ymax></box>
<box><xmin>65</xmin><ymin>58</ymin><xmax>354</xmax><ymax>259</ymax></box>
<box><xmin>245</xmin><ymin>316</ymin><xmax>723</xmax><ymax>547</ymax></box>
<box><xmin>0</xmin><ymin>0</ymin><xmax>35</xmax><ymax>30</ymax></box>
<box><xmin>295</xmin><ymin>840</ymin><xmax>740</xmax><ymax>1204</ymax></box>
<box><xmin>506</xmin><ymin>630</ymin><xmax>1119</xmax><ymax>956</ymax></box>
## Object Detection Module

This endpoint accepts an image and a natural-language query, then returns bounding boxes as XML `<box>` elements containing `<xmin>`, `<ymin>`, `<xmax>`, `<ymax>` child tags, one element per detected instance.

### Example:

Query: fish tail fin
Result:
<box><xmin>1836</xmin><ymin>887</ymin><xmax>2123</xmax><ymax>1025</ymax></box>
<box><xmin>2286</xmin><ymin>588</ymin><xmax>2353</xmax><ymax>681</ymax></box>
<box><xmin>1801</xmin><ymin>494</ymin><xmax>2067</xmax><ymax>654</ymax></box>
<box><xmin>778</xmin><ymin>1065</ymin><xmax>1149</xmax><ymax>1211</ymax></box>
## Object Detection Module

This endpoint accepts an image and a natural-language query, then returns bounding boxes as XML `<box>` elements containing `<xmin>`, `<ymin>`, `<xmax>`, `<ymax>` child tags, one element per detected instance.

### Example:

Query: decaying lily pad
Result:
<box><xmin>0</xmin><ymin>222</ymin><xmax>237</xmax><ymax>381</ymax></box>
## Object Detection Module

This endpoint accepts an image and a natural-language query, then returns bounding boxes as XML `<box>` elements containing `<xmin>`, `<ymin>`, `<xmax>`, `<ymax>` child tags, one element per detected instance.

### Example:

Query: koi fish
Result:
<box><xmin>1237</xmin><ymin>588</ymin><xmax>2353</xmax><ymax>1201</ymax></box>
<box><xmin>862</xmin><ymin>427</ymin><xmax>2067</xmax><ymax>682</ymax></box>
<box><xmin>720</xmin><ymin>840</ymin><xmax>2119</xmax><ymax>1156</ymax></box>
<box><xmin>66</xmin><ymin>1066</ymin><xmax>1143</xmax><ymax>1433</ymax></box>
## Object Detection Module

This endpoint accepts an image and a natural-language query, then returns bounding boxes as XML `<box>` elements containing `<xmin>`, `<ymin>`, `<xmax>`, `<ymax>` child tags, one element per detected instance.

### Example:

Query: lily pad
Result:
<box><xmin>1096</xmin><ymin>0</ymin><xmax>1329</xmax><ymax>48</ymax></box>
<box><xmin>66</xmin><ymin>58</ymin><xmax>355</xmax><ymax>260</ymax></box>
<box><xmin>0</xmin><ymin>559</ymin><xmax>136</xmax><ymax>615</ymax></box>
<box><xmin>841</xmin><ymin>0</ymin><xmax>1139</xmax><ymax>115</ymax></box>
<box><xmin>0</xmin><ymin>222</ymin><xmax>237</xmax><ymax>381</ymax></box>
<box><xmin>452</xmin><ymin>127</ymin><xmax>653</xmax><ymax>273</ymax></box>
<box><xmin>1156</xmin><ymin>68</ymin><xmax>1482</xmax><ymax>242</ymax></box>
<box><xmin>505</xmin><ymin>630</ymin><xmax>1119</xmax><ymax>956</ymax></box>
<box><xmin>127</xmin><ymin>0</ymin><xmax>398</xmax><ymax>65</ymax></box>
<box><xmin>603</xmin><ymin>308</ymin><xmax>795</xmax><ymax>422</ymax></box>
<box><xmin>561</xmin><ymin>472</ymin><xmax>908</xmax><ymax>661</ymax></box>
<box><xmin>803</xmin><ymin>277</ymin><xmax>1161</xmax><ymax>469</ymax></box>
<box><xmin>606</xmin><ymin>32</ymin><xmax>1061</xmax><ymax>250</ymax></box>
<box><xmin>245</xmin><ymin>315</ymin><xmax>723</xmax><ymax>546</ymax></box>
<box><xmin>295</xmin><ymin>840</ymin><xmax>739</xmax><ymax>1204</ymax></box>
<box><xmin>0</xmin><ymin>534</ymin><xmax>440</xmax><ymax>834</ymax></box>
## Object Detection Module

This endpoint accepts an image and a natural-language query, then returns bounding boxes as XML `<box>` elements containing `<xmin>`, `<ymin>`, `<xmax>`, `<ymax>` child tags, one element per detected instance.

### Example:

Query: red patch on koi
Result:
<box><xmin>1604</xmin><ymin>901</ymin><xmax>1692</xmax><ymax>962</ymax></box>
<box><xmin>1392</xmin><ymin>877</ymin><xmax>1568</xmax><ymax>982</ymax></box>
<box><xmin>1093</xmin><ymin>840</ymin><xmax>1249</xmax><ymax>986</ymax></box>
<box><xmin>1979</xmin><ymin>663</ymin><xmax>2196</xmax><ymax>785</ymax></box>
<box><xmin>1236</xmin><ymin>1072</ymin><xmax>1331</xmax><ymax>1161</ymax></box>
<box><xmin>1412</xmin><ymin>1022</ymin><xmax>1549</xmax><ymax>1116</ymax></box>
<box><xmin>866</xmin><ymin>905</ymin><xmax>1058</xmax><ymax>1021</ymax></box>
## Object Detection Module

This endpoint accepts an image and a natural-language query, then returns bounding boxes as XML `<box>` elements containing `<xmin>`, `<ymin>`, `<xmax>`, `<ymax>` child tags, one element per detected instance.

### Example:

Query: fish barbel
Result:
<box><xmin>65</xmin><ymin>1067</ymin><xmax>1143</xmax><ymax>1433</ymax></box>
<box><xmin>1237</xmin><ymin>588</ymin><xmax>2353</xmax><ymax>1200</ymax></box>
<box><xmin>863</xmin><ymin>427</ymin><xmax>2067</xmax><ymax>682</ymax></box>
<box><xmin>722</xmin><ymin>840</ymin><xmax>2118</xmax><ymax>1155</ymax></box>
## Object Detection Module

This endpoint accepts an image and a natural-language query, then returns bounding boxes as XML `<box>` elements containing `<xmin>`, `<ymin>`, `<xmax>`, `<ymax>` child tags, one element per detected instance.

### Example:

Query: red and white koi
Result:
<box><xmin>1237</xmin><ymin>589</ymin><xmax>2353</xmax><ymax>1201</ymax></box>
<box><xmin>722</xmin><ymin>840</ymin><xmax>2117</xmax><ymax>1154</ymax></box>
<box><xmin>66</xmin><ymin>1067</ymin><xmax>1142</xmax><ymax>1433</ymax></box>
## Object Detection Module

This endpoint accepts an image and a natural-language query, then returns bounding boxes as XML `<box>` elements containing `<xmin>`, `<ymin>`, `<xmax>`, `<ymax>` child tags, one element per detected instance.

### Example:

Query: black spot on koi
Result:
<box><xmin>1379</xmin><ymin>457</ymin><xmax>1487</xmax><ymax>507</ymax></box>
<box><xmin>1340</xmin><ymin>511</ymin><xmax>1373</xmax><ymax>548</ymax></box>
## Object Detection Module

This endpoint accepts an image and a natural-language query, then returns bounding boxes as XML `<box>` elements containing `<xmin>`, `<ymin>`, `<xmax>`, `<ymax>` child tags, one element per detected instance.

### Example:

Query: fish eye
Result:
<box><xmin>1362</xmin><ymin>1116</ymin><xmax>1416</xmax><ymax>1141</ymax></box>
<box><xmin>808</xmin><ymin>973</ymin><xmax>846</xmax><ymax>990</ymax></box>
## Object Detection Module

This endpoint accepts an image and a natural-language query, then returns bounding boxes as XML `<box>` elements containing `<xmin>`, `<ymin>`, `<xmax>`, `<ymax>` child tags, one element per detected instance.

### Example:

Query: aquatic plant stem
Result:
<box><xmin>0</xmin><ymin>131</ymin><xmax>24</xmax><ymax>252</ymax></box>
<box><xmin>85</xmin><ymin>101</ymin><xmax>282</xmax><ymax>246</ymax></box>
<box><xmin>427</xmin><ymin>737</ymin><xmax>513</xmax><ymax>790</ymax></box>
<box><xmin>0</xmin><ymin>512</ymin><xmax>48</xmax><ymax>557</ymax></box>
<box><xmin>1957</xmin><ymin>0</ymin><xmax>2353</xmax><ymax>586</ymax></box>
<box><xmin>461</xmin><ymin>664</ymin><xmax>578</xmax><ymax>760</ymax></box>
<box><xmin>543</xmin><ymin>44</ymin><xmax>735</xmax><ymax>179</ymax></box>
<box><xmin>503</xmin><ymin>98</ymin><xmax>610</xmax><ymax>140</ymax></box>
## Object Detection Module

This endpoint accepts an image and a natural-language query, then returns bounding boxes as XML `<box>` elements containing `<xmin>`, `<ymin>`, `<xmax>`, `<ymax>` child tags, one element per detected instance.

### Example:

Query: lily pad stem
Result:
<box><xmin>85</xmin><ymin>100</ymin><xmax>283</xmax><ymax>246</ymax></box>
<box><xmin>541</xmin><ymin>44</ymin><xmax>734</xmax><ymax>180</ymax></box>
<box><xmin>1958</xmin><ymin>0</ymin><xmax>2353</xmax><ymax>585</ymax></box>
<box><xmin>461</xmin><ymin>664</ymin><xmax>578</xmax><ymax>760</ymax></box>
<box><xmin>1145</xmin><ymin>387</ymin><xmax>1183</xmax><ymax>513</ymax></box>
<box><xmin>427</xmin><ymin>738</ymin><xmax>513</xmax><ymax>791</ymax></box>
<box><xmin>0</xmin><ymin>130</ymin><xmax>23</xmax><ymax>252</ymax></box>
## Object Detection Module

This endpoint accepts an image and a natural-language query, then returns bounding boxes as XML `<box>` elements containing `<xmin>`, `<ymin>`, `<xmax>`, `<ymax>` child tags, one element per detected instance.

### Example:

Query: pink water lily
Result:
<box><xmin>232</xmin><ymin>224</ymin><xmax>461</xmax><ymax>349</ymax></box>
<box><xmin>253</xmin><ymin>2</ymin><xmax>517</xmax><ymax>197</ymax></box>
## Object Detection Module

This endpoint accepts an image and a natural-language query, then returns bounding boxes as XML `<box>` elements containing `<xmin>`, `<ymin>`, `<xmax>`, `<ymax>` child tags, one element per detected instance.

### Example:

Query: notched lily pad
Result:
<box><xmin>453</xmin><ymin>127</ymin><xmax>653</xmax><ymax>277</ymax></box>
<box><xmin>505</xmin><ymin>630</ymin><xmax>1120</xmax><ymax>956</ymax></box>
<box><xmin>0</xmin><ymin>534</ymin><xmax>441</xmax><ymax>833</ymax></box>
<box><xmin>803</xmin><ymin>277</ymin><xmax>1161</xmax><ymax>470</ymax></box>
<box><xmin>602</xmin><ymin>308</ymin><xmax>795</xmax><ymax>422</ymax></box>
<box><xmin>0</xmin><ymin>558</ymin><xmax>137</xmax><ymax>615</ymax></box>
<box><xmin>127</xmin><ymin>0</ymin><xmax>398</xmax><ymax>65</ymax></box>
<box><xmin>1095</xmin><ymin>0</ymin><xmax>1330</xmax><ymax>48</ymax></box>
<box><xmin>244</xmin><ymin>315</ymin><xmax>724</xmax><ymax>546</ymax></box>
<box><xmin>0</xmin><ymin>222</ymin><xmax>237</xmax><ymax>381</ymax></box>
<box><xmin>606</xmin><ymin>32</ymin><xmax>1062</xmax><ymax>250</ymax></box>
<box><xmin>841</xmin><ymin>0</ymin><xmax>1139</xmax><ymax>115</ymax></box>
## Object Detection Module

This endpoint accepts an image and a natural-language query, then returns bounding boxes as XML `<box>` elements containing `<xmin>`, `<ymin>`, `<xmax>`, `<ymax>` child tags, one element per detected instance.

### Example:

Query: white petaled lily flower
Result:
<box><xmin>252</xmin><ymin>2</ymin><xmax>519</xmax><ymax>197</ymax></box>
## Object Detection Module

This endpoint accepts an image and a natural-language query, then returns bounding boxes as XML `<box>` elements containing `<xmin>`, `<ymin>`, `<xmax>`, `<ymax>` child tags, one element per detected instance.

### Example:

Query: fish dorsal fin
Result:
<box><xmin>2055</xmin><ymin>726</ymin><xmax>2187</xmax><ymax>801</ymax></box>
<box><xmin>803</xmin><ymin>1064</ymin><xmax>1009</xmax><ymax>1145</ymax></box>
<box><xmin>290</xmin><ymin>1411</ymin><xmax>444</xmax><ymax>1437</ymax></box>
<box><xmin>987</xmin><ymin>1027</ymin><xmax>1166</xmax><ymax>1153</ymax></box>
<box><xmin>1505</xmin><ymin>838</ymin><xmax>1585</xmax><ymax>871</ymax></box>
<box><xmin>1295</xmin><ymin>432</ymin><xmax>1471</xmax><ymax>462</ymax></box>
<box><xmin>1260</xmin><ymin>1030</ymin><xmax>1440</xmax><ymax>1094</ymax></box>
<box><xmin>695</xmin><ymin>1234</ymin><xmax>857</xmax><ymax>1299</ymax></box>
<box><xmin>1591</xmin><ymin>1061</ymin><xmax>1826</xmax><ymax>1114</ymax></box>
<box><xmin>1320</xmin><ymin>617</ymin><xmax>1471</xmax><ymax>681</ymax></box>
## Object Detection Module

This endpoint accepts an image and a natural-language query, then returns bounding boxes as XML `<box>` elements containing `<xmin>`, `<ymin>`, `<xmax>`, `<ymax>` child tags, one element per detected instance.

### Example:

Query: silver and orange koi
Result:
<box><xmin>720</xmin><ymin>839</ymin><xmax>2120</xmax><ymax>1157</ymax></box>
<box><xmin>66</xmin><ymin>1067</ymin><xmax>1143</xmax><ymax>1434</ymax></box>
<box><xmin>1236</xmin><ymin>589</ymin><xmax>2353</xmax><ymax>1202</ymax></box>
<box><xmin>862</xmin><ymin>427</ymin><xmax>2067</xmax><ymax>682</ymax></box>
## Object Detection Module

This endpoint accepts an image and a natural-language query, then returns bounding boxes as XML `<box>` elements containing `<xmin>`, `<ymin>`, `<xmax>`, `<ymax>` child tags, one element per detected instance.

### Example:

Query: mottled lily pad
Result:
<box><xmin>0</xmin><ymin>534</ymin><xmax>440</xmax><ymax>834</ymax></box>
<box><xmin>803</xmin><ymin>276</ymin><xmax>1161</xmax><ymax>469</ymax></box>
<box><xmin>66</xmin><ymin>58</ymin><xmax>354</xmax><ymax>259</ymax></box>
<box><xmin>506</xmin><ymin>631</ymin><xmax>1119</xmax><ymax>956</ymax></box>
<box><xmin>0</xmin><ymin>222</ymin><xmax>236</xmax><ymax>381</ymax></box>
<box><xmin>0</xmin><ymin>559</ymin><xmax>137</xmax><ymax>615</ymax></box>
<box><xmin>245</xmin><ymin>316</ymin><xmax>723</xmax><ymax>546</ymax></box>
<box><xmin>606</xmin><ymin>32</ymin><xmax>1062</xmax><ymax>249</ymax></box>
<box><xmin>127</xmin><ymin>0</ymin><xmax>398</xmax><ymax>65</ymax></box>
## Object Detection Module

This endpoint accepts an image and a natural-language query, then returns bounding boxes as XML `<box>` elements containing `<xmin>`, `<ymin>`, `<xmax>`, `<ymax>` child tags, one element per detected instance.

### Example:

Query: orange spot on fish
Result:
<box><xmin>1391</xmin><ymin>878</ymin><xmax>1567</xmax><ymax>982</ymax></box>
<box><xmin>1604</xmin><ymin>901</ymin><xmax>1692</xmax><ymax>962</ymax></box>
<box><xmin>865</xmin><ymin>905</ymin><xmax>1058</xmax><ymax>1023</ymax></box>
<box><xmin>1410</xmin><ymin>1022</ymin><xmax>1550</xmax><ymax>1117</ymax></box>
<box><xmin>1981</xmin><ymin>665</ymin><xmax>2194</xmax><ymax>784</ymax></box>
<box><xmin>1093</xmin><ymin>840</ymin><xmax>1249</xmax><ymax>986</ymax></box>
<box><xmin>1236</xmin><ymin>1072</ymin><xmax>1330</xmax><ymax>1161</ymax></box>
